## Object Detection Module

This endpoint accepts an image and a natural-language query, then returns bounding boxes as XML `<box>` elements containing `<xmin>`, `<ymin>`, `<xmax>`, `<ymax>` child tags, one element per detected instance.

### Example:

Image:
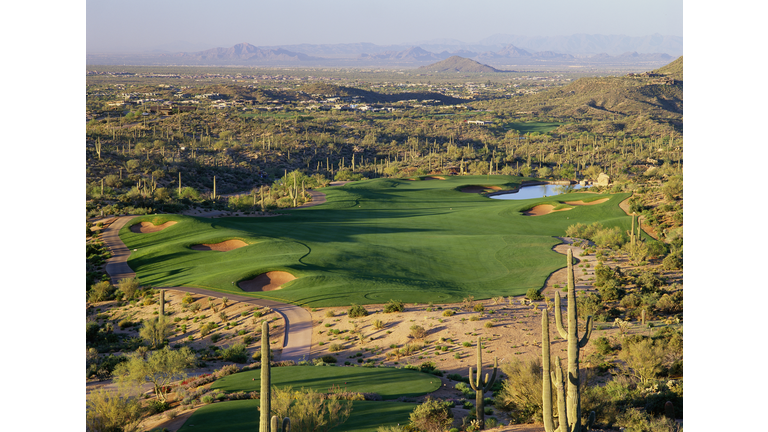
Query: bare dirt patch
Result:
<box><xmin>190</xmin><ymin>240</ymin><xmax>248</xmax><ymax>252</ymax></box>
<box><xmin>130</xmin><ymin>221</ymin><xmax>177</xmax><ymax>233</ymax></box>
<box><xmin>564</xmin><ymin>198</ymin><xmax>609</xmax><ymax>206</ymax></box>
<box><xmin>239</xmin><ymin>271</ymin><xmax>297</xmax><ymax>292</ymax></box>
<box><xmin>460</xmin><ymin>185</ymin><xmax>502</xmax><ymax>193</ymax></box>
<box><xmin>522</xmin><ymin>205</ymin><xmax>573</xmax><ymax>216</ymax></box>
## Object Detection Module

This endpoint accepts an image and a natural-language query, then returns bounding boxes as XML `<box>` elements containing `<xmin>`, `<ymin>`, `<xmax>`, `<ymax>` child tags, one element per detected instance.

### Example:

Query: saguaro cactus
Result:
<box><xmin>270</xmin><ymin>415</ymin><xmax>290</xmax><ymax>432</ymax></box>
<box><xmin>159</xmin><ymin>290</ymin><xmax>165</xmax><ymax>316</ymax></box>
<box><xmin>543</xmin><ymin>248</ymin><xmax>594</xmax><ymax>432</ymax></box>
<box><xmin>468</xmin><ymin>336</ymin><xmax>498</xmax><ymax>430</ymax></box>
<box><xmin>260</xmin><ymin>320</ymin><xmax>271</xmax><ymax>432</ymax></box>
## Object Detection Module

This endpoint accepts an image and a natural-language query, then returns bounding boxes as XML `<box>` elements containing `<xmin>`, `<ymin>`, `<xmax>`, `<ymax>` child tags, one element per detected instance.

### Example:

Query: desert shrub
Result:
<box><xmin>593</xmin><ymin>226</ymin><xmax>626</xmax><ymax>249</ymax></box>
<box><xmin>473</xmin><ymin>303</ymin><xmax>485</xmax><ymax>312</ymax></box>
<box><xmin>598</xmin><ymin>279</ymin><xmax>624</xmax><ymax>302</ymax></box>
<box><xmin>221</xmin><ymin>344</ymin><xmax>248</xmax><ymax>363</ymax></box>
<box><xmin>216</xmin><ymin>364</ymin><xmax>240</xmax><ymax>377</ymax></box>
<box><xmin>86</xmin><ymin>388</ymin><xmax>143</xmax><ymax>432</ymax></box>
<box><xmin>146</xmin><ymin>399</ymin><xmax>170</xmax><ymax>415</ymax></box>
<box><xmin>410</xmin><ymin>325</ymin><xmax>427</xmax><ymax>339</ymax></box>
<box><xmin>577</xmin><ymin>293</ymin><xmax>603</xmax><ymax>319</ymax></box>
<box><xmin>484</xmin><ymin>322</ymin><xmax>493</xmax><ymax>328</ymax></box>
<box><xmin>117</xmin><ymin>319</ymin><xmax>134</xmax><ymax>330</ymax></box>
<box><xmin>347</xmin><ymin>304</ymin><xmax>369</xmax><ymax>318</ymax></box>
<box><xmin>616</xmin><ymin>408</ymin><xmax>677</xmax><ymax>432</ymax></box>
<box><xmin>525</xmin><ymin>288</ymin><xmax>543</xmax><ymax>301</ymax></box>
<box><xmin>409</xmin><ymin>397</ymin><xmax>454</xmax><ymax>432</ymax></box>
<box><xmin>496</xmin><ymin>358</ymin><xmax>545</xmax><ymax>423</ymax></box>
<box><xmin>199</xmin><ymin>322</ymin><xmax>217</xmax><ymax>337</ymax></box>
<box><xmin>181</xmin><ymin>292</ymin><xmax>194</xmax><ymax>305</ymax></box>
<box><xmin>593</xmin><ymin>336</ymin><xmax>614</xmax><ymax>355</ymax></box>
<box><xmin>89</xmin><ymin>281</ymin><xmax>115</xmax><ymax>302</ymax></box>
<box><xmin>620</xmin><ymin>293</ymin><xmax>642</xmax><ymax>309</ymax></box>
<box><xmin>384</xmin><ymin>299</ymin><xmax>405</xmax><ymax>313</ymax></box>
<box><xmin>210</xmin><ymin>334</ymin><xmax>222</xmax><ymax>343</ymax></box>
<box><xmin>442</xmin><ymin>309</ymin><xmax>455</xmax><ymax>317</ymax></box>
<box><xmin>594</xmin><ymin>262</ymin><xmax>622</xmax><ymax>288</ymax></box>
<box><xmin>654</xmin><ymin>292</ymin><xmax>682</xmax><ymax>315</ymax></box>
<box><xmin>325</xmin><ymin>310</ymin><xmax>335</xmax><ymax>318</ymax></box>
<box><xmin>661</xmin><ymin>252</ymin><xmax>682</xmax><ymax>270</ymax></box>
<box><xmin>635</xmin><ymin>271</ymin><xmax>665</xmax><ymax>294</ymax></box>
<box><xmin>373</xmin><ymin>319</ymin><xmax>385</xmax><ymax>329</ymax></box>
<box><xmin>320</xmin><ymin>355</ymin><xmax>338</xmax><ymax>363</ymax></box>
<box><xmin>117</xmin><ymin>277</ymin><xmax>140</xmax><ymax>300</ymax></box>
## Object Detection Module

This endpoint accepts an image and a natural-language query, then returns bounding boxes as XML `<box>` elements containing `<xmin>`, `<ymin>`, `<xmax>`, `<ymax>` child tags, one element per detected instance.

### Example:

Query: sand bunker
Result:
<box><xmin>130</xmin><ymin>221</ymin><xmax>177</xmax><ymax>233</ymax></box>
<box><xmin>564</xmin><ymin>198</ymin><xmax>609</xmax><ymax>206</ymax></box>
<box><xmin>523</xmin><ymin>205</ymin><xmax>573</xmax><ymax>216</ymax></box>
<box><xmin>190</xmin><ymin>239</ymin><xmax>248</xmax><ymax>252</ymax></box>
<box><xmin>424</xmin><ymin>176</ymin><xmax>446</xmax><ymax>180</ymax></box>
<box><xmin>239</xmin><ymin>271</ymin><xmax>296</xmax><ymax>292</ymax></box>
<box><xmin>460</xmin><ymin>185</ymin><xmax>502</xmax><ymax>193</ymax></box>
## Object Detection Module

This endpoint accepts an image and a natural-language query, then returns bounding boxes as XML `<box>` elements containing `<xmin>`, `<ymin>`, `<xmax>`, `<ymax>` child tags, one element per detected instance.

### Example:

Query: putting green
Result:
<box><xmin>176</xmin><ymin>399</ymin><xmax>417</xmax><ymax>432</ymax></box>
<box><xmin>211</xmin><ymin>365</ymin><xmax>441</xmax><ymax>399</ymax></box>
<box><xmin>121</xmin><ymin>175</ymin><xmax>630</xmax><ymax>306</ymax></box>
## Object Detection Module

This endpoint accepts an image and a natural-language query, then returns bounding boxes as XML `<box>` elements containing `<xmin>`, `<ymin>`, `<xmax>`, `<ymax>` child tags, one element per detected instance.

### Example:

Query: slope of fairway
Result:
<box><xmin>177</xmin><ymin>399</ymin><xmax>416</xmax><ymax>432</ymax></box>
<box><xmin>210</xmin><ymin>365</ymin><xmax>441</xmax><ymax>399</ymax></box>
<box><xmin>121</xmin><ymin>176</ymin><xmax>630</xmax><ymax>306</ymax></box>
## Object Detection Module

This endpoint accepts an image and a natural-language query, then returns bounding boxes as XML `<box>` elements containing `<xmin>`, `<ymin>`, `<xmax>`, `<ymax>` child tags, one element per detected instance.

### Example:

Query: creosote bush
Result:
<box><xmin>347</xmin><ymin>304</ymin><xmax>369</xmax><ymax>318</ymax></box>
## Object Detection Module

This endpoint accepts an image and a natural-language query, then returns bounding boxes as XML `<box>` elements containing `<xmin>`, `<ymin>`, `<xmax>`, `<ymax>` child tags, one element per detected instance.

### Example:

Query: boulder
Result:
<box><xmin>597</xmin><ymin>173</ymin><xmax>610</xmax><ymax>186</ymax></box>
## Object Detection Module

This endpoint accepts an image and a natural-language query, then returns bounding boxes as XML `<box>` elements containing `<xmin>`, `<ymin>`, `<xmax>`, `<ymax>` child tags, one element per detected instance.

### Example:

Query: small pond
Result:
<box><xmin>490</xmin><ymin>183</ymin><xmax>589</xmax><ymax>200</ymax></box>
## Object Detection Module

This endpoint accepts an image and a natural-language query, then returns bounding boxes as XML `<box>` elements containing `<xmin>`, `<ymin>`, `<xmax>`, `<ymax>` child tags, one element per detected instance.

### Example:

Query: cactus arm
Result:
<box><xmin>554</xmin><ymin>357</ymin><xmax>569</xmax><ymax>432</ymax></box>
<box><xmin>469</xmin><ymin>366</ymin><xmax>479</xmax><ymax>391</ymax></box>
<box><xmin>554</xmin><ymin>292</ymin><xmax>568</xmax><ymax>339</ymax></box>
<box><xmin>270</xmin><ymin>416</ymin><xmax>278</xmax><ymax>432</ymax></box>
<box><xmin>282</xmin><ymin>417</ymin><xmax>291</xmax><ymax>432</ymax></box>
<box><xmin>486</xmin><ymin>357</ymin><xmax>498</xmax><ymax>389</ymax></box>
<box><xmin>578</xmin><ymin>316</ymin><xmax>594</xmax><ymax>349</ymax></box>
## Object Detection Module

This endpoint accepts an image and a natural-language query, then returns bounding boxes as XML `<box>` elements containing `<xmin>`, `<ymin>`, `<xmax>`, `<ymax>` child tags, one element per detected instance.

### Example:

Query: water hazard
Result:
<box><xmin>490</xmin><ymin>183</ymin><xmax>589</xmax><ymax>200</ymax></box>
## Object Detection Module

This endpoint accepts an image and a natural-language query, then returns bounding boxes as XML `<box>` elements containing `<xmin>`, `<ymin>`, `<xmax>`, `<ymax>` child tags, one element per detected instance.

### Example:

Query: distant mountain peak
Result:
<box><xmin>418</xmin><ymin>56</ymin><xmax>503</xmax><ymax>73</ymax></box>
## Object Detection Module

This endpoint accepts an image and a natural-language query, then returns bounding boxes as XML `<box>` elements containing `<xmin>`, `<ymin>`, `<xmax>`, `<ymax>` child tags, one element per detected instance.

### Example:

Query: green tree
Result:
<box><xmin>117</xmin><ymin>277</ymin><xmax>140</xmax><ymax>300</ymax></box>
<box><xmin>138</xmin><ymin>316</ymin><xmax>174</xmax><ymax>348</ymax></box>
<box><xmin>619</xmin><ymin>338</ymin><xmax>665</xmax><ymax>385</ymax></box>
<box><xmin>89</xmin><ymin>281</ymin><xmax>115</xmax><ymax>302</ymax></box>
<box><xmin>113</xmin><ymin>346</ymin><xmax>195</xmax><ymax>401</ymax></box>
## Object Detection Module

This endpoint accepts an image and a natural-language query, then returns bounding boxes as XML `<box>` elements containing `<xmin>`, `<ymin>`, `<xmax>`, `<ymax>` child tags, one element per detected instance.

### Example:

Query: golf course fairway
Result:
<box><xmin>120</xmin><ymin>175</ymin><xmax>630</xmax><ymax>307</ymax></box>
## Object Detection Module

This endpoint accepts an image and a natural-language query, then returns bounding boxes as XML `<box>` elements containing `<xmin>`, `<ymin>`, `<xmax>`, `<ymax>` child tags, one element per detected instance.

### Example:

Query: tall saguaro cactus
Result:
<box><xmin>159</xmin><ymin>290</ymin><xmax>165</xmax><ymax>316</ymax></box>
<box><xmin>260</xmin><ymin>320</ymin><xmax>271</xmax><ymax>432</ymax></box>
<box><xmin>469</xmin><ymin>336</ymin><xmax>498</xmax><ymax>430</ymax></box>
<box><xmin>544</xmin><ymin>248</ymin><xmax>594</xmax><ymax>432</ymax></box>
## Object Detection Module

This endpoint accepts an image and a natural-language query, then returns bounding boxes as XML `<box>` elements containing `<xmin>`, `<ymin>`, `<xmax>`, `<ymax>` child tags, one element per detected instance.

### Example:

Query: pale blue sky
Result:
<box><xmin>87</xmin><ymin>0</ymin><xmax>683</xmax><ymax>53</ymax></box>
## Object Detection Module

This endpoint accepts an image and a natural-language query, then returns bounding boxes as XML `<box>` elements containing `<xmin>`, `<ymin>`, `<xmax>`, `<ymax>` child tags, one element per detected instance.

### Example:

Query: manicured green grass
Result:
<box><xmin>504</xmin><ymin>121</ymin><xmax>564</xmax><ymax>134</ymax></box>
<box><xmin>122</xmin><ymin>175</ymin><xmax>629</xmax><ymax>306</ymax></box>
<box><xmin>211</xmin><ymin>366</ymin><xmax>441</xmax><ymax>400</ymax></box>
<box><xmin>176</xmin><ymin>399</ymin><xmax>416</xmax><ymax>432</ymax></box>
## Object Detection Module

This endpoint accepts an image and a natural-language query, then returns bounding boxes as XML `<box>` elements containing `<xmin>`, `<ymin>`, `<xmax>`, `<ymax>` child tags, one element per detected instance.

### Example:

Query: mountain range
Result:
<box><xmin>88</xmin><ymin>34</ymin><xmax>682</xmax><ymax>67</ymax></box>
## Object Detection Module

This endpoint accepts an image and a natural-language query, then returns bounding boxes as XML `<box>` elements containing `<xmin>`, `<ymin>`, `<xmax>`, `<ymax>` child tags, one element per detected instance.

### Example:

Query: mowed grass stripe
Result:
<box><xmin>121</xmin><ymin>176</ymin><xmax>630</xmax><ymax>306</ymax></box>
<box><xmin>210</xmin><ymin>366</ymin><xmax>441</xmax><ymax>399</ymax></box>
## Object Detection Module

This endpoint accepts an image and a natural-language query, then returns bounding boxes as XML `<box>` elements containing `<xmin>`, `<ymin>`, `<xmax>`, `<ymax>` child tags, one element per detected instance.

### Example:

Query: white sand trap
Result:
<box><xmin>424</xmin><ymin>176</ymin><xmax>446</xmax><ymax>180</ymax></box>
<box><xmin>564</xmin><ymin>198</ymin><xmax>609</xmax><ymax>206</ymax></box>
<box><xmin>460</xmin><ymin>185</ymin><xmax>502</xmax><ymax>193</ymax></box>
<box><xmin>239</xmin><ymin>271</ymin><xmax>296</xmax><ymax>292</ymax></box>
<box><xmin>523</xmin><ymin>205</ymin><xmax>573</xmax><ymax>216</ymax></box>
<box><xmin>190</xmin><ymin>239</ymin><xmax>248</xmax><ymax>252</ymax></box>
<box><xmin>130</xmin><ymin>221</ymin><xmax>177</xmax><ymax>233</ymax></box>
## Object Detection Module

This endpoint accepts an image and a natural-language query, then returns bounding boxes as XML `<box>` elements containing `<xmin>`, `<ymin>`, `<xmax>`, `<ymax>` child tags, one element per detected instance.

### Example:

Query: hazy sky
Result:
<box><xmin>87</xmin><ymin>0</ymin><xmax>683</xmax><ymax>53</ymax></box>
